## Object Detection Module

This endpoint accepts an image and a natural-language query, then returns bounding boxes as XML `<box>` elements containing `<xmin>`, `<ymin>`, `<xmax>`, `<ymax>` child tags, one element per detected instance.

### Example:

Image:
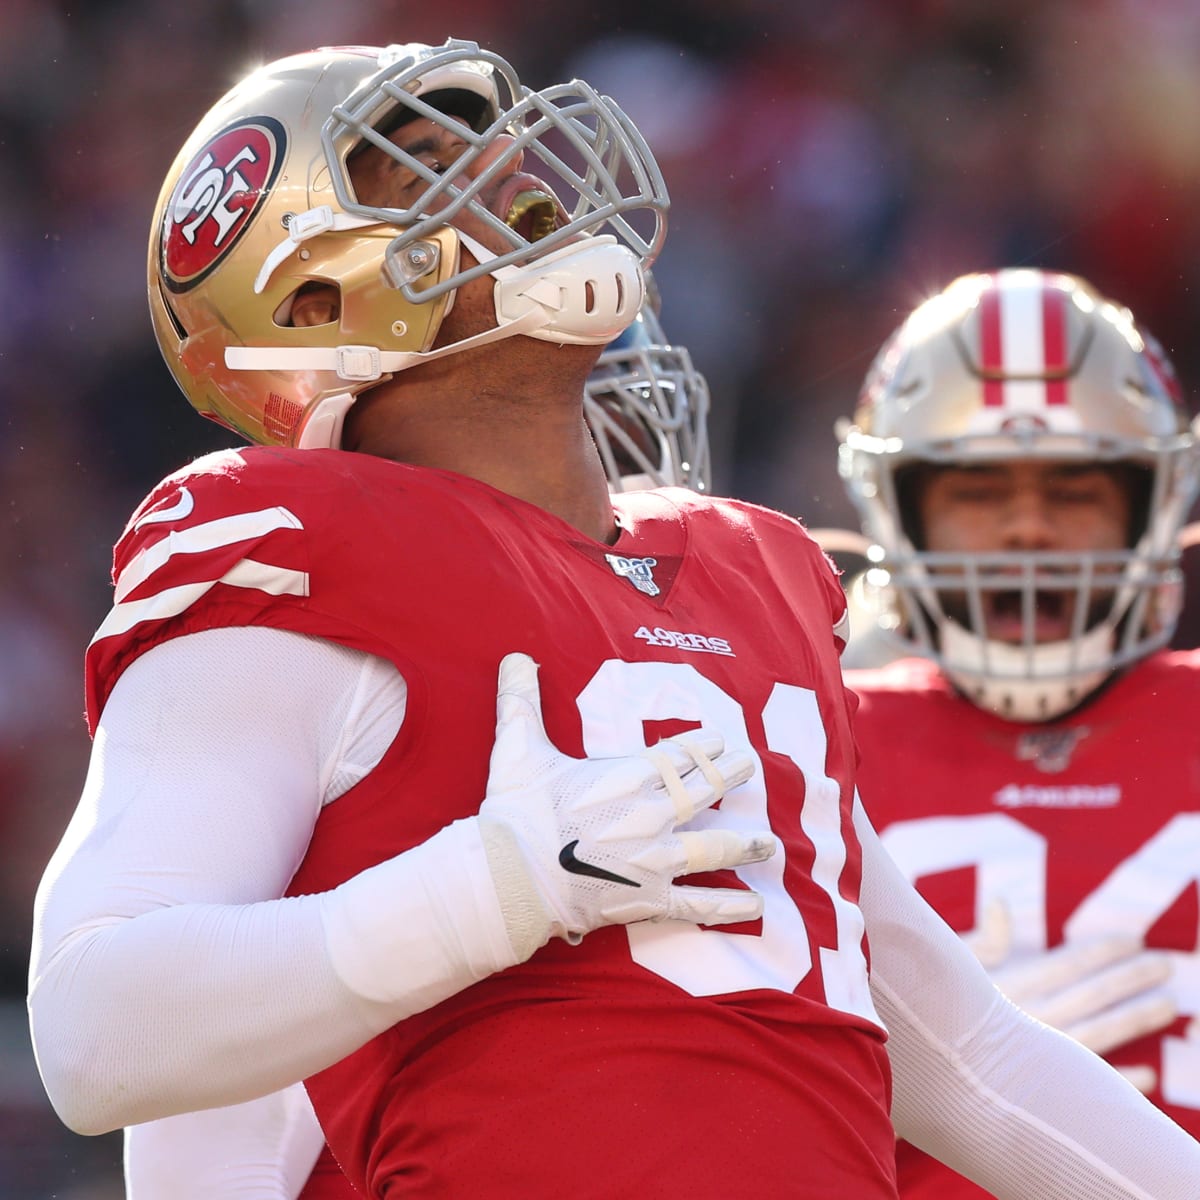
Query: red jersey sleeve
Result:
<box><xmin>85</xmin><ymin>448</ymin><xmax>326</xmax><ymax>732</ymax></box>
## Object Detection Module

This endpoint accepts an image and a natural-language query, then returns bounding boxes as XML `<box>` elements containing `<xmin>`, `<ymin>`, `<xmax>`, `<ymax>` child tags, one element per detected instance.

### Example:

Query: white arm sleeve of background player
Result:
<box><xmin>28</xmin><ymin>626</ymin><xmax>516</xmax><ymax>1136</ymax></box>
<box><xmin>124</xmin><ymin>1083</ymin><xmax>324</xmax><ymax>1200</ymax></box>
<box><xmin>857</xmin><ymin>797</ymin><xmax>1200</xmax><ymax>1199</ymax></box>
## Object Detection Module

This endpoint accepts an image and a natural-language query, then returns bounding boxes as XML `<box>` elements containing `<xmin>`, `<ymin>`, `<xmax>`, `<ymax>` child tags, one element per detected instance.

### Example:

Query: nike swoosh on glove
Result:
<box><xmin>967</xmin><ymin>899</ymin><xmax>1177</xmax><ymax>1093</ymax></box>
<box><xmin>479</xmin><ymin>652</ymin><xmax>776</xmax><ymax>960</ymax></box>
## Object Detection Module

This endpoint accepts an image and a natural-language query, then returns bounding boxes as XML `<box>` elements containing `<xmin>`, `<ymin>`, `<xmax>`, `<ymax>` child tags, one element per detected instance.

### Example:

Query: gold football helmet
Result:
<box><xmin>148</xmin><ymin>39</ymin><xmax>668</xmax><ymax>448</ymax></box>
<box><xmin>838</xmin><ymin>268</ymin><xmax>1200</xmax><ymax>720</ymax></box>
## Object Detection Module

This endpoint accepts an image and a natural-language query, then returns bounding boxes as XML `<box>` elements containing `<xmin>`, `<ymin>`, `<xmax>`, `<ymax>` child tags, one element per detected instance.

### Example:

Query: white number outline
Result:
<box><xmin>576</xmin><ymin>660</ymin><xmax>878</xmax><ymax>1023</ymax></box>
<box><xmin>880</xmin><ymin>811</ymin><xmax>1200</xmax><ymax>1108</ymax></box>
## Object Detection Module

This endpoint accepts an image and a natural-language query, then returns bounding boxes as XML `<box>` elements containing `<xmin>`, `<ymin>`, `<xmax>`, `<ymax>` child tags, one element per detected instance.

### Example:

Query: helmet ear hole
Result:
<box><xmin>274</xmin><ymin>280</ymin><xmax>342</xmax><ymax>328</ymax></box>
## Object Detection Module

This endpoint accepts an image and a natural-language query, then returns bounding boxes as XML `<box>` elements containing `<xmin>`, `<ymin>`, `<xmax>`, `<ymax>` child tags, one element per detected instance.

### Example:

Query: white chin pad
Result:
<box><xmin>940</xmin><ymin>619</ymin><xmax>1113</xmax><ymax>721</ymax></box>
<box><xmin>460</xmin><ymin>233</ymin><xmax>645</xmax><ymax>346</ymax></box>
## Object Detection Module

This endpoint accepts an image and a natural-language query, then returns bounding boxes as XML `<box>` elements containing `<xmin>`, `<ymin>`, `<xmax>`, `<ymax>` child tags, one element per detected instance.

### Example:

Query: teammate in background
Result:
<box><xmin>122</xmin><ymin>301</ymin><xmax>711</xmax><ymax>1199</ymax></box>
<box><xmin>27</xmin><ymin>41</ymin><xmax>1200</xmax><ymax>1199</ymax></box>
<box><xmin>837</xmin><ymin>268</ymin><xmax>1200</xmax><ymax>1198</ymax></box>
<box><xmin>585</xmin><ymin>294</ymin><xmax>711</xmax><ymax>495</ymax></box>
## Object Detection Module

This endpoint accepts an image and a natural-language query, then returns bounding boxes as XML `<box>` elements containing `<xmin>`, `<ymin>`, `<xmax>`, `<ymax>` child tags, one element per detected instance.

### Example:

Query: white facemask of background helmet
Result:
<box><xmin>149</xmin><ymin>39</ymin><xmax>668</xmax><ymax>450</ymax></box>
<box><xmin>837</xmin><ymin>268</ymin><xmax>1200</xmax><ymax>722</ymax></box>
<box><xmin>586</xmin><ymin>301</ymin><xmax>711</xmax><ymax>494</ymax></box>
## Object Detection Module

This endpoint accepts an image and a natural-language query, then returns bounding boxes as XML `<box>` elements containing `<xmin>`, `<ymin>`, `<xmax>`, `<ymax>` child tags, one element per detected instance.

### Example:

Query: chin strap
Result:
<box><xmin>226</xmin><ymin>235</ymin><xmax>645</xmax><ymax>383</ymax></box>
<box><xmin>226</xmin><ymin>305</ymin><xmax>549</xmax><ymax>382</ymax></box>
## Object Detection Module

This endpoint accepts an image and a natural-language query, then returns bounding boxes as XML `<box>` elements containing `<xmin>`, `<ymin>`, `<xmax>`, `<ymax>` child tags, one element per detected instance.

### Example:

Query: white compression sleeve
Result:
<box><xmin>124</xmin><ymin>1083</ymin><xmax>324</xmax><ymax>1200</ymax></box>
<box><xmin>857</xmin><ymin>797</ymin><xmax>1200</xmax><ymax>1199</ymax></box>
<box><xmin>29</xmin><ymin>626</ymin><xmax>515</xmax><ymax>1136</ymax></box>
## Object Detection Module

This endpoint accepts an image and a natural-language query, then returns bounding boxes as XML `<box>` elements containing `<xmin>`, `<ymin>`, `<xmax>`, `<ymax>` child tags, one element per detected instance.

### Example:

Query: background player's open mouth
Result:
<box><xmin>986</xmin><ymin>588</ymin><xmax>1072</xmax><ymax>641</ymax></box>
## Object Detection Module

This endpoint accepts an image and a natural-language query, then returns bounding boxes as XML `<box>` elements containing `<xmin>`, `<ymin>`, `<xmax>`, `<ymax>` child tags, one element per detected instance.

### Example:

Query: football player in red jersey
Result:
<box><xmin>121</xmin><ymin>302</ymin><xmax>713</xmax><ymax>1199</ymax></box>
<box><xmin>26</xmin><ymin>41</ymin><xmax>1200</xmax><ymax>1199</ymax></box>
<box><xmin>836</xmin><ymin>268</ymin><xmax>1200</xmax><ymax>1198</ymax></box>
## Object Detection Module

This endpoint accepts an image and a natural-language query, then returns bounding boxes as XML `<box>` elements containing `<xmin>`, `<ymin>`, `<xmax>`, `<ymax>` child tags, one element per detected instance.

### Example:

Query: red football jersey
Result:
<box><xmin>299</xmin><ymin>1146</ymin><xmax>360</xmax><ymax>1199</ymax></box>
<box><xmin>87</xmin><ymin>447</ymin><xmax>895</xmax><ymax>1200</ymax></box>
<box><xmin>849</xmin><ymin>654</ymin><xmax>1200</xmax><ymax>1200</ymax></box>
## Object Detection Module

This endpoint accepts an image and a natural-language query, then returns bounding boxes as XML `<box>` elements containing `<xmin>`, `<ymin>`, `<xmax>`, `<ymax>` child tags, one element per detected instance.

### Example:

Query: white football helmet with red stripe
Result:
<box><xmin>838</xmin><ymin>268</ymin><xmax>1200</xmax><ymax>720</ymax></box>
<box><xmin>148</xmin><ymin>39</ymin><xmax>668</xmax><ymax>449</ymax></box>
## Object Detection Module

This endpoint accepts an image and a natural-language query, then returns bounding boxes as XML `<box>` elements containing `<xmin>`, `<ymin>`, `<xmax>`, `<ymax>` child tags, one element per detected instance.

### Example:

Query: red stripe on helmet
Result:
<box><xmin>980</xmin><ymin>282</ymin><xmax>1004</xmax><ymax>406</ymax></box>
<box><xmin>1042</xmin><ymin>281</ymin><xmax>1068</xmax><ymax>404</ymax></box>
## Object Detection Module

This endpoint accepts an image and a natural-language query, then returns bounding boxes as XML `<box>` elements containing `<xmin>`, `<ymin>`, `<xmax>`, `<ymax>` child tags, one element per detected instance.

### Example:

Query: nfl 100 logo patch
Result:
<box><xmin>605</xmin><ymin>553</ymin><xmax>660</xmax><ymax>596</ymax></box>
<box><xmin>1014</xmin><ymin>726</ymin><xmax>1089</xmax><ymax>774</ymax></box>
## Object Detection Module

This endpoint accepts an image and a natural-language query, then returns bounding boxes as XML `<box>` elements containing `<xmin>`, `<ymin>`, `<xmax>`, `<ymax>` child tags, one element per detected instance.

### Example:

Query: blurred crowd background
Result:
<box><xmin>5</xmin><ymin>0</ymin><xmax>1200</xmax><ymax>1193</ymax></box>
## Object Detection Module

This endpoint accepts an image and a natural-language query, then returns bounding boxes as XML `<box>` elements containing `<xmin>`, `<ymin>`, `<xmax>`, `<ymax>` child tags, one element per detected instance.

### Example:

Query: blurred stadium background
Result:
<box><xmin>5</xmin><ymin>0</ymin><xmax>1200</xmax><ymax>1193</ymax></box>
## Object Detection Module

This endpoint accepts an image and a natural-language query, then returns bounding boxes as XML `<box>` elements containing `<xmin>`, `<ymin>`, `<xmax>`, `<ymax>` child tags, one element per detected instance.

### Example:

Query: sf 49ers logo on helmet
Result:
<box><xmin>160</xmin><ymin>116</ymin><xmax>286</xmax><ymax>293</ymax></box>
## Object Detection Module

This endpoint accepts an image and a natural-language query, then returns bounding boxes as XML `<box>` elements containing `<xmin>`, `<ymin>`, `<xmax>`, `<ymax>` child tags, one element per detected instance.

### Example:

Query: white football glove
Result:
<box><xmin>967</xmin><ymin>899</ymin><xmax>1176</xmax><ymax>1093</ymax></box>
<box><xmin>479</xmin><ymin>652</ymin><xmax>776</xmax><ymax>959</ymax></box>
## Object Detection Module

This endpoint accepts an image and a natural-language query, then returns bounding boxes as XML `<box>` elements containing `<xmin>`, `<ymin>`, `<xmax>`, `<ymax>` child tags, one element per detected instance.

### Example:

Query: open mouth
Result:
<box><xmin>985</xmin><ymin>588</ymin><xmax>1073</xmax><ymax>642</ymax></box>
<box><xmin>504</xmin><ymin>188</ymin><xmax>560</xmax><ymax>242</ymax></box>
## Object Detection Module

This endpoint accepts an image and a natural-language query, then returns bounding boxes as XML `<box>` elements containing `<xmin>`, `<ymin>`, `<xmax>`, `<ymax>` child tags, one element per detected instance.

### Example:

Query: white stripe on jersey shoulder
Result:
<box><xmin>91</xmin><ymin>559</ymin><xmax>309</xmax><ymax>647</ymax></box>
<box><xmin>115</xmin><ymin>507</ymin><xmax>303</xmax><ymax>603</ymax></box>
<box><xmin>132</xmin><ymin>485</ymin><xmax>195</xmax><ymax>530</ymax></box>
<box><xmin>93</xmin><ymin>504</ymin><xmax>308</xmax><ymax>648</ymax></box>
